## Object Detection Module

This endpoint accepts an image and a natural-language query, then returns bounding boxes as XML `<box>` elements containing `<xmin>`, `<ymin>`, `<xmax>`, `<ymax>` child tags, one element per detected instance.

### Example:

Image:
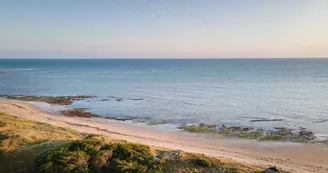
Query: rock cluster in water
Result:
<box><xmin>179</xmin><ymin>123</ymin><xmax>320</xmax><ymax>143</ymax></box>
<box><xmin>59</xmin><ymin>108</ymin><xmax>130</xmax><ymax>121</ymax></box>
<box><xmin>0</xmin><ymin>95</ymin><xmax>95</xmax><ymax>105</ymax></box>
<box><xmin>0</xmin><ymin>95</ymin><xmax>130</xmax><ymax>121</ymax></box>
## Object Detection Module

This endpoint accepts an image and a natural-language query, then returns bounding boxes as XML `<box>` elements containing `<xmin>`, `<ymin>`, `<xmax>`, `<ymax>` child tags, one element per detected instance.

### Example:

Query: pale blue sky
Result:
<box><xmin>1</xmin><ymin>0</ymin><xmax>328</xmax><ymax>58</ymax></box>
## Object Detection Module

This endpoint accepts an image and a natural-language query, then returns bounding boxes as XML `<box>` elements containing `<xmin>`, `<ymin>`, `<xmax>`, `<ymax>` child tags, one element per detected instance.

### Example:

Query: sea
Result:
<box><xmin>1</xmin><ymin>59</ymin><xmax>328</xmax><ymax>134</ymax></box>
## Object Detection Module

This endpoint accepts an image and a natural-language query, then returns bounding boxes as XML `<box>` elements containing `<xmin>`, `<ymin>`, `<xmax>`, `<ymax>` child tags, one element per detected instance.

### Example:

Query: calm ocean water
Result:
<box><xmin>1</xmin><ymin>59</ymin><xmax>328</xmax><ymax>133</ymax></box>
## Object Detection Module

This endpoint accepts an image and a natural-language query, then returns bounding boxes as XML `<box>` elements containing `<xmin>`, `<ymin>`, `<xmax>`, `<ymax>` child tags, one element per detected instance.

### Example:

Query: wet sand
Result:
<box><xmin>0</xmin><ymin>99</ymin><xmax>327</xmax><ymax>173</ymax></box>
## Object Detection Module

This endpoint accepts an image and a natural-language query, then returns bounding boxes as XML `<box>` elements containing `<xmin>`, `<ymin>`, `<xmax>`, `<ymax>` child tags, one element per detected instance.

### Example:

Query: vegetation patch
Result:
<box><xmin>0</xmin><ymin>112</ymin><xmax>83</xmax><ymax>173</ymax></box>
<box><xmin>295</xmin><ymin>139</ymin><xmax>307</xmax><ymax>143</ymax></box>
<box><xmin>190</xmin><ymin>156</ymin><xmax>211</xmax><ymax>167</ymax></box>
<box><xmin>161</xmin><ymin>151</ymin><xmax>269</xmax><ymax>173</ymax></box>
<box><xmin>0</xmin><ymin>120</ymin><xmax>6</xmax><ymax>127</ymax></box>
<box><xmin>261</xmin><ymin>135</ymin><xmax>282</xmax><ymax>141</ymax></box>
<box><xmin>37</xmin><ymin>138</ymin><xmax>162</xmax><ymax>173</ymax></box>
<box><xmin>37</xmin><ymin>139</ymin><xmax>272</xmax><ymax>173</ymax></box>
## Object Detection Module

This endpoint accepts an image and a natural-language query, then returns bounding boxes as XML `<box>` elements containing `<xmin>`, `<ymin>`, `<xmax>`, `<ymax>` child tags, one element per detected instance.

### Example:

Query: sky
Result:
<box><xmin>0</xmin><ymin>0</ymin><xmax>328</xmax><ymax>59</ymax></box>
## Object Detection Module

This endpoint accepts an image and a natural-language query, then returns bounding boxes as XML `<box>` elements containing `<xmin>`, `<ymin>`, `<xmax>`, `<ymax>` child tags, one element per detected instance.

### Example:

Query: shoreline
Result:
<box><xmin>0</xmin><ymin>99</ymin><xmax>327</xmax><ymax>172</ymax></box>
<box><xmin>2</xmin><ymin>95</ymin><xmax>326</xmax><ymax>143</ymax></box>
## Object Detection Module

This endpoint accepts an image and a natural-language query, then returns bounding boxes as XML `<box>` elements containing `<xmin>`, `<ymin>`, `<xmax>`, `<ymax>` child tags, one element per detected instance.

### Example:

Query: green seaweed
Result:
<box><xmin>261</xmin><ymin>135</ymin><xmax>282</xmax><ymax>141</ymax></box>
<box><xmin>178</xmin><ymin>123</ymin><xmax>217</xmax><ymax>133</ymax></box>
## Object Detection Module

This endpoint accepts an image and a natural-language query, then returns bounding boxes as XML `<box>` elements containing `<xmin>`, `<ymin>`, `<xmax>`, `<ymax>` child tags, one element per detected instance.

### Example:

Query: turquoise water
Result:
<box><xmin>1</xmin><ymin>59</ymin><xmax>328</xmax><ymax>133</ymax></box>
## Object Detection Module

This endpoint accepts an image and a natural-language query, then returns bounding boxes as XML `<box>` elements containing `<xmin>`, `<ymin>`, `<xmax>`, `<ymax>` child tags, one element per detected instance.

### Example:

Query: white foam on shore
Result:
<box><xmin>314</xmin><ymin>133</ymin><xmax>328</xmax><ymax>142</ymax></box>
<box><xmin>27</xmin><ymin>101</ymin><xmax>69</xmax><ymax>114</ymax></box>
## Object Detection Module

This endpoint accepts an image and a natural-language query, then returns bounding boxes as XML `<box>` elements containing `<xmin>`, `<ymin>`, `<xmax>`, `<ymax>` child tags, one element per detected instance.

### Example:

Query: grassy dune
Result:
<box><xmin>0</xmin><ymin>112</ymin><xmax>85</xmax><ymax>173</ymax></box>
<box><xmin>0</xmin><ymin>112</ymin><xmax>276</xmax><ymax>173</ymax></box>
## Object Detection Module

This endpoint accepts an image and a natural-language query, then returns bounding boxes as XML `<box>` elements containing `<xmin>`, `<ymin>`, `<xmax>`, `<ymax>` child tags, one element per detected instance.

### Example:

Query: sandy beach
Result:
<box><xmin>1</xmin><ymin>99</ymin><xmax>327</xmax><ymax>173</ymax></box>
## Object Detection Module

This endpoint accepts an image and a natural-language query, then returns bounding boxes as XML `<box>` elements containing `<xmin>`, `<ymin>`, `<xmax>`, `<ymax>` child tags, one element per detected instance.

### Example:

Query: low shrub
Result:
<box><xmin>68</xmin><ymin>138</ymin><xmax>102</xmax><ymax>154</ymax></box>
<box><xmin>37</xmin><ymin>139</ymin><xmax>162</xmax><ymax>173</ymax></box>
<box><xmin>190</xmin><ymin>156</ymin><xmax>211</xmax><ymax>168</ymax></box>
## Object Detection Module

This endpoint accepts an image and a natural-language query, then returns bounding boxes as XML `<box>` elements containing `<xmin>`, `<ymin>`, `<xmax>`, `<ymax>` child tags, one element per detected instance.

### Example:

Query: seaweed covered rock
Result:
<box><xmin>1</xmin><ymin>95</ymin><xmax>95</xmax><ymax>105</ymax></box>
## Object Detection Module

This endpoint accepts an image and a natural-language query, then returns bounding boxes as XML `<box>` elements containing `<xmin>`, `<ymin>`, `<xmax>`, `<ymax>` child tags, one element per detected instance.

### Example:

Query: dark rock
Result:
<box><xmin>104</xmin><ymin>116</ymin><xmax>130</xmax><ymax>121</ymax></box>
<box><xmin>262</xmin><ymin>166</ymin><xmax>280</xmax><ymax>173</ymax></box>
<box><xmin>300</xmin><ymin>130</ymin><xmax>315</xmax><ymax>140</ymax></box>
<box><xmin>59</xmin><ymin>108</ymin><xmax>100</xmax><ymax>118</ymax></box>
<box><xmin>128</xmin><ymin>98</ymin><xmax>144</xmax><ymax>101</ymax></box>
<box><xmin>250</xmin><ymin>119</ymin><xmax>283</xmax><ymax>122</ymax></box>
<box><xmin>228</xmin><ymin>126</ymin><xmax>242</xmax><ymax>132</ymax></box>
<box><xmin>207</xmin><ymin>124</ymin><xmax>217</xmax><ymax>129</ymax></box>
<box><xmin>273</xmin><ymin>127</ymin><xmax>293</xmax><ymax>136</ymax></box>
<box><xmin>59</xmin><ymin>108</ymin><xmax>129</xmax><ymax>121</ymax></box>
<box><xmin>100</xmin><ymin>99</ymin><xmax>110</xmax><ymax>101</ymax></box>
<box><xmin>146</xmin><ymin>120</ymin><xmax>169</xmax><ymax>126</ymax></box>
<box><xmin>199</xmin><ymin>122</ymin><xmax>207</xmax><ymax>128</ymax></box>
<box><xmin>116</xmin><ymin>98</ymin><xmax>123</xmax><ymax>102</ymax></box>
<box><xmin>242</xmin><ymin>127</ymin><xmax>253</xmax><ymax>132</ymax></box>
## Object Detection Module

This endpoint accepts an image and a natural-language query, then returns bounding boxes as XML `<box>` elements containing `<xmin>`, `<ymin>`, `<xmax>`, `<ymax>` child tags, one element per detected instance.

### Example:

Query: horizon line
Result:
<box><xmin>0</xmin><ymin>57</ymin><xmax>327</xmax><ymax>60</ymax></box>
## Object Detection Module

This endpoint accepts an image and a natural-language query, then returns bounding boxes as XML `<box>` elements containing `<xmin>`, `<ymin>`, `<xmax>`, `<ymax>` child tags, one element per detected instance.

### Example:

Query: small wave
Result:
<box><xmin>314</xmin><ymin>133</ymin><xmax>328</xmax><ymax>142</ymax></box>
<box><xmin>13</xmin><ymin>68</ymin><xmax>40</xmax><ymax>71</ymax></box>
<box><xmin>313</xmin><ymin>119</ymin><xmax>328</xmax><ymax>123</ymax></box>
<box><xmin>88</xmin><ymin>71</ymin><xmax>103</xmax><ymax>74</ymax></box>
<box><xmin>27</xmin><ymin>101</ymin><xmax>69</xmax><ymax>114</ymax></box>
<box><xmin>107</xmin><ymin>96</ymin><xmax>144</xmax><ymax>102</ymax></box>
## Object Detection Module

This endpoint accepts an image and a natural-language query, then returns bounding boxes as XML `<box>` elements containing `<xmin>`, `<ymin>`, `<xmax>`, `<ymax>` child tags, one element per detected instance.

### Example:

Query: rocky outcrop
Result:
<box><xmin>59</xmin><ymin>108</ymin><xmax>130</xmax><ymax>121</ymax></box>
<box><xmin>180</xmin><ymin>123</ymin><xmax>319</xmax><ymax>143</ymax></box>
<box><xmin>0</xmin><ymin>95</ymin><xmax>96</xmax><ymax>105</ymax></box>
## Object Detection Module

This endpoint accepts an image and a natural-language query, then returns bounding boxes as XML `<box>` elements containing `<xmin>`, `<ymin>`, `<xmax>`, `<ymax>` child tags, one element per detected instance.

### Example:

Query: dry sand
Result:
<box><xmin>0</xmin><ymin>99</ymin><xmax>327</xmax><ymax>173</ymax></box>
